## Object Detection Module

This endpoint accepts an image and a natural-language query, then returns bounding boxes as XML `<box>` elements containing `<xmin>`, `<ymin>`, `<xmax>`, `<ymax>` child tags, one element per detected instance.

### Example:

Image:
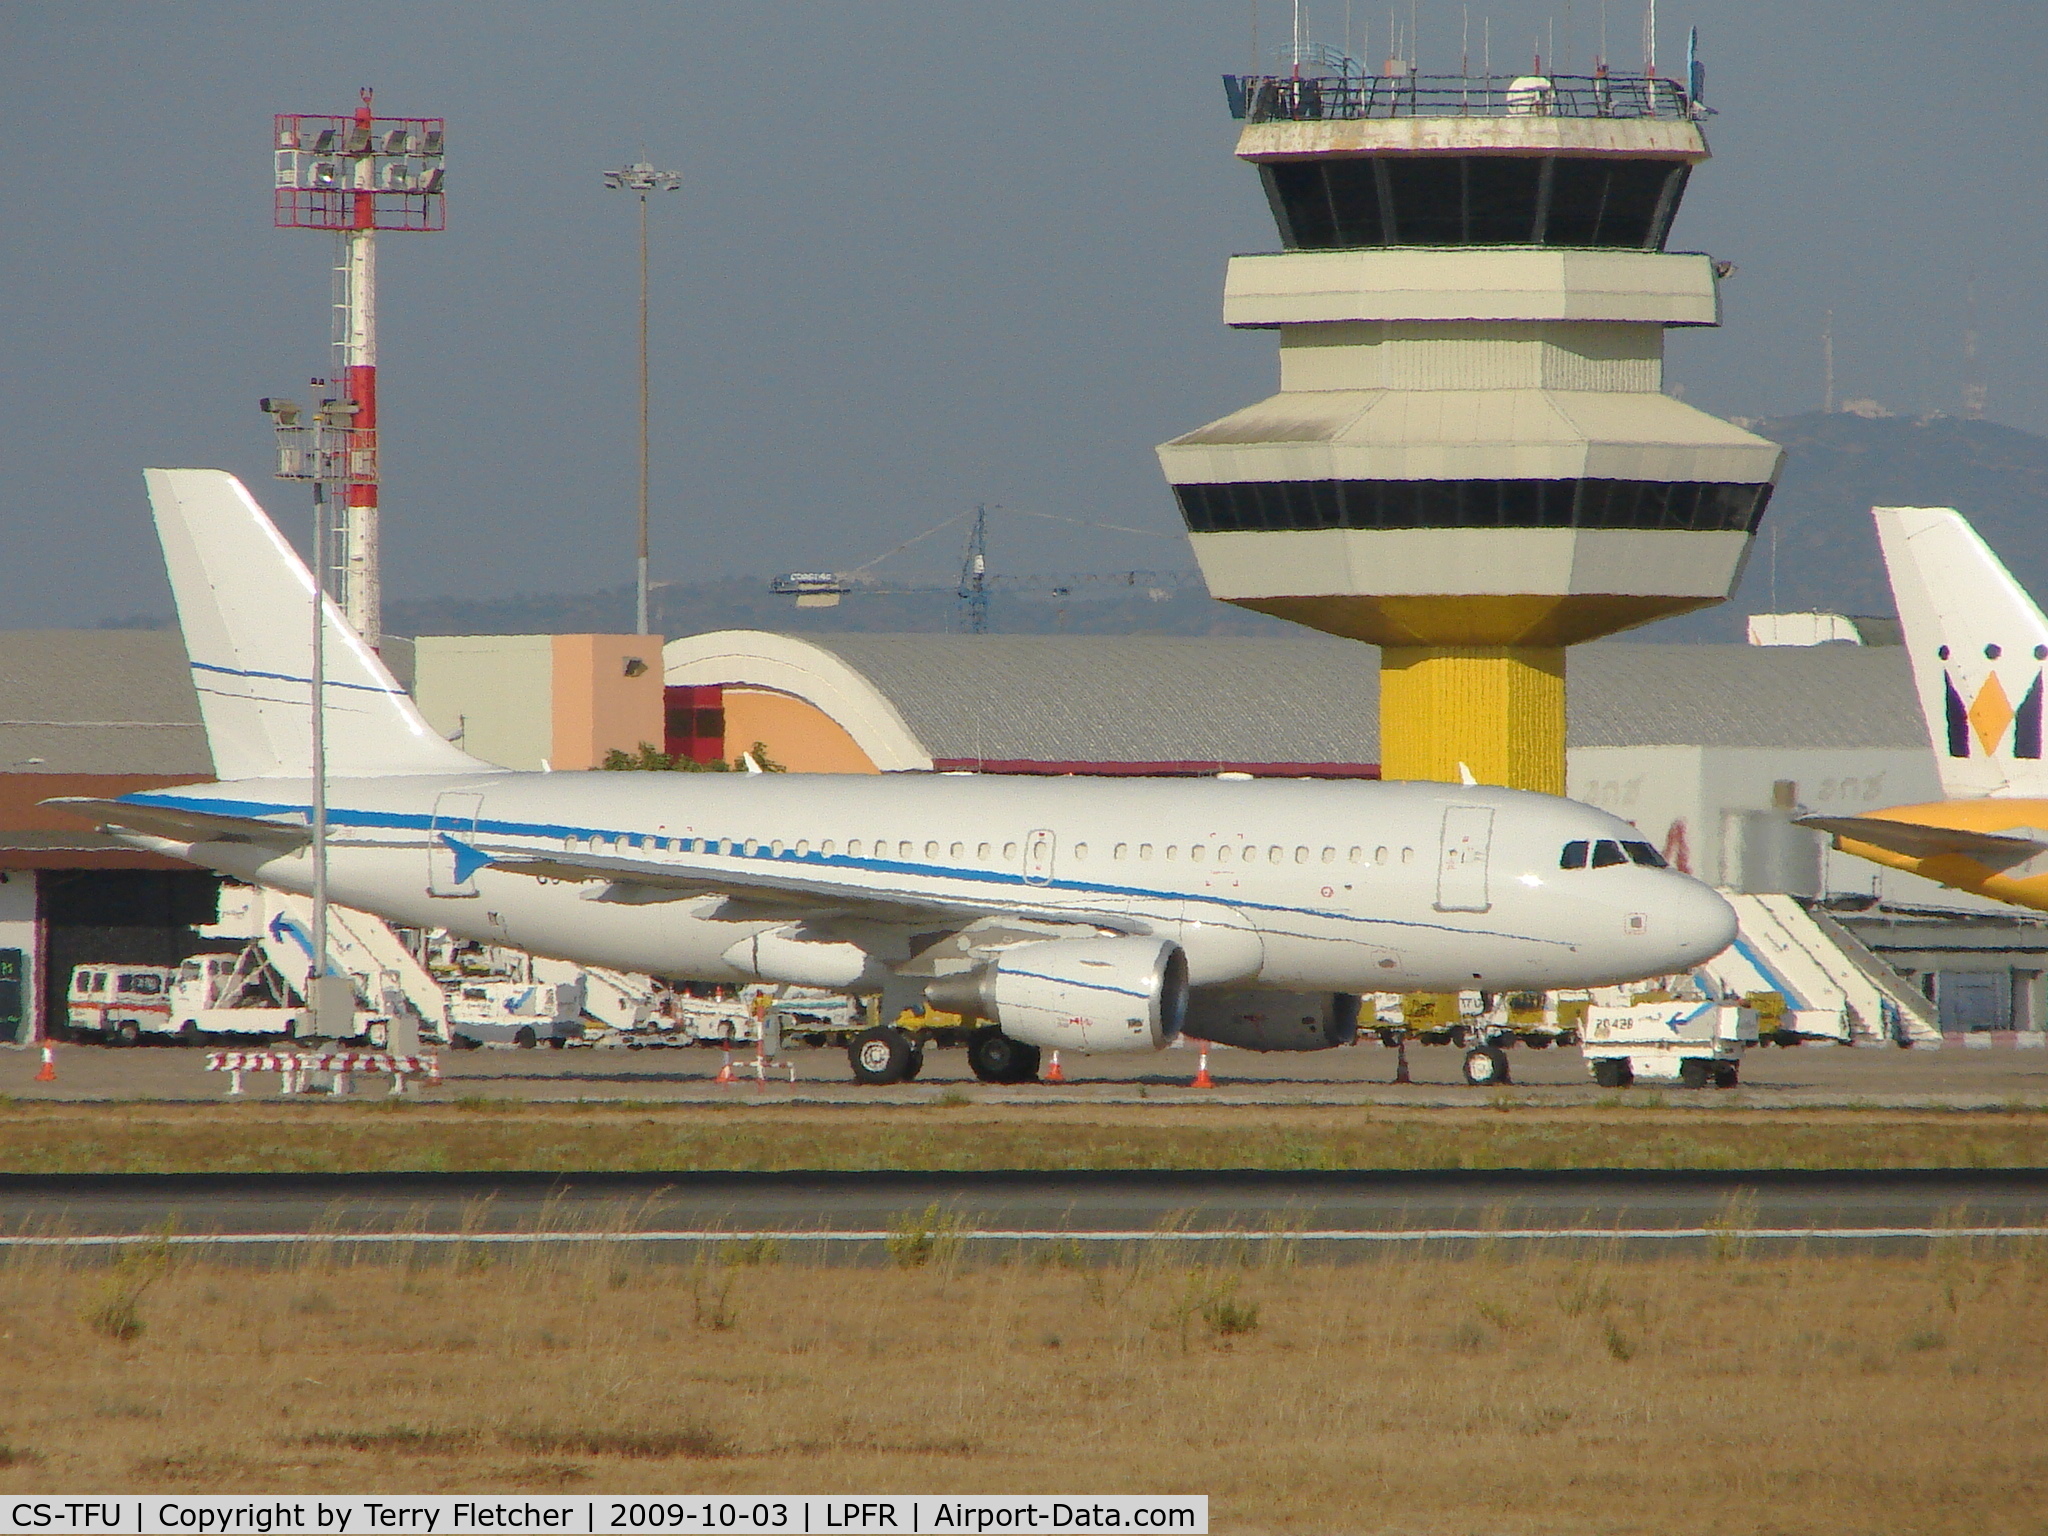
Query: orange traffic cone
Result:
<box><xmin>1393</xmin><ymin>1035</ymin><xmax>1411</xmax><ymax>1085</ymax></box>
<box><xmin>1045</xmin><ymin>1051</ymin><xmax>1066</xmax><ymax>1084</ymax></box>
<box><xmin>34</xmin><ymin>1045</ymin><xmax>56</xmax><ymax>1083</ymax></box>
<box><xmin>714</xmin><ymin>1050</ymin><xmax>736</xmax><ymax>1085</ymax></box>
<box><xmin>1191</xmin><ymin>1046</ymin><xmax>1215</xmax><ymax>1089</ymax></box>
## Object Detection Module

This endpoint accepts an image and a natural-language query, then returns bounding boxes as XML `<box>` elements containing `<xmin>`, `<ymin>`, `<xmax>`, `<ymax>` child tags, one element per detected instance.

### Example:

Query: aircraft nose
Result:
<box><xmin>1660</xmin><ymin>877</ymin><xmax>1738</xmax><ymax>969</ymax></box>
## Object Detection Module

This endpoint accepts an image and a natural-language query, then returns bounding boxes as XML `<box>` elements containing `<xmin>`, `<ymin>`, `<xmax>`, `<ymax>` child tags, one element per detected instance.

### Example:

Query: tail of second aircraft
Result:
<box><xmin>1876</xmin><ymin>505</ymin><xmax>2048</xmax><ymax>799</ymax></box>
<box><xmin>144</xmin><ymin>468</ymin><xmax>489</xmax><ymax>781</ymax></box>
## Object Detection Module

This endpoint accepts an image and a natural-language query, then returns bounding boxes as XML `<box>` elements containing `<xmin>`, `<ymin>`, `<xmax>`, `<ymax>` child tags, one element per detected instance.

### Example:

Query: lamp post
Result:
<box><xmin>603</xmin><ymin>160</ymin><xmax>682</xmax><ymax>635</ymax></box>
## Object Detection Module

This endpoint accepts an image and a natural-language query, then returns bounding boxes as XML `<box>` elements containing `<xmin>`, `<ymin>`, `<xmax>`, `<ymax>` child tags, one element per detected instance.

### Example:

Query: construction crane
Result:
<box><xmin>770</xmin><ymin>505</ymin><xmax>1200</xmax><ymax>633</ymax></box>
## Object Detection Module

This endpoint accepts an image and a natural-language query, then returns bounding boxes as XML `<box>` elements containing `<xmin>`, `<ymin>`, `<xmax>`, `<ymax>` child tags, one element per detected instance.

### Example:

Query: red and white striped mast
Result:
<box><xmin>267</xmin><ymin>88</ymin><xmax>445</xmax><ymax>649</ymax></box>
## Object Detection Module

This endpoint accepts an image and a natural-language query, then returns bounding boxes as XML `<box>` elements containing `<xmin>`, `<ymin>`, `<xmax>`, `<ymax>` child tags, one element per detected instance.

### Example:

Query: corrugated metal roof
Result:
<box><xmin>794</xmin><ymin>634</ymin><xmax>1381</xmax><ymax>766</ymax></box>
<box><xmin>0</xmin><ymin>631</ymin><xmax>211</xmax><ymax>775</ymax></box>
<box><xmin>790</xmin><ymin>634</ymin><xmax>1926</xmax><ymax>761</ymax></box>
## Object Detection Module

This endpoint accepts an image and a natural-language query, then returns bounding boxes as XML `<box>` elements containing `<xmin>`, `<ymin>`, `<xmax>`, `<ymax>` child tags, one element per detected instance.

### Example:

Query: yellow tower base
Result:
<box><xmin>1379</xmin><ymin>646</ymin><xmax>1566</xmax><ymax>795</ymax></box>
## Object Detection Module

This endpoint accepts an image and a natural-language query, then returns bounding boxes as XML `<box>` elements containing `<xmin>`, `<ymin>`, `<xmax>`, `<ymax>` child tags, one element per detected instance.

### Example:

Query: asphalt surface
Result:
<box><xmin>11</xmin><ymin>1037</ymin><xmax>2048</xmax><ymax>1106</ymax></box>
<box><xmin>5</xmin><ymin>1170</ymin><xmax>2045</xmax><ymax>1257</ymax></box>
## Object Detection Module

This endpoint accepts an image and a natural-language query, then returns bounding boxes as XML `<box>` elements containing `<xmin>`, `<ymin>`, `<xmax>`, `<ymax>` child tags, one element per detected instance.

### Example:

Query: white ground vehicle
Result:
<box><xmin>167</xmin><ymin>950</ymin><xmax>302</xmax><ymax>1039</ymax></box>
<box><xmin>1579</xmin><ymin>999</ymin><xmax>1758</xmax><ymax>1088</ymax></box>
<box><xmin>67</xmin><ymin>965</ymin><xmax>177</xmax><ymax>1043</ymax></box>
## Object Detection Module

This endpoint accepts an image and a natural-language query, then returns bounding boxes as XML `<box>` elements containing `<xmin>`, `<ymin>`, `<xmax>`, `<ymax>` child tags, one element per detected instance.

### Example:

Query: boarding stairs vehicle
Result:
<box><xmin>1700</xmin><ymin>893</ymin><xmax>1938</xmax><ymax>1045</ymax></box>
<box><xmin>66</xmin><ymin>965</ymin><xmax>177</xmax><ymax>1044</ymax></box>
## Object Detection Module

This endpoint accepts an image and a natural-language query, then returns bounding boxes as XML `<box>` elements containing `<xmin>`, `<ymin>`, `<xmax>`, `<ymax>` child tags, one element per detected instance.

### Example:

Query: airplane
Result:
<box><xmin>1800</xmin><ymin>506</ymin><xmax>2048</xmax><ymax>915</ymax></box>
<box><xmin>59</xmin><ymin>468</ymin><xmax>1737</xmax><ymax>1086</ymax></box>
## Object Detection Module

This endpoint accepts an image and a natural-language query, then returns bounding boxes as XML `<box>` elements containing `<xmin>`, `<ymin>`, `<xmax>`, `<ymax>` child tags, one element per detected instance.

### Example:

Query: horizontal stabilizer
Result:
<box><xmin>1795</xmin><ymin>812</ymin><xmax>2046</xmax><ymax>864</ymax></box>
<box><xmin>44</xmin><ymin>796</ymin><xmax>311</xmax><ymax>849</ymax></box>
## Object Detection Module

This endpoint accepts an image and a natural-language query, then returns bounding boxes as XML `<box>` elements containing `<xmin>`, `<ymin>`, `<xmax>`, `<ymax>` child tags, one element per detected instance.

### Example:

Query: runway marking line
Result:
<box><xmin>2</xmin><ymin>1227</ymin><xmax>2044</xmax><ymax>1247</ymax></box>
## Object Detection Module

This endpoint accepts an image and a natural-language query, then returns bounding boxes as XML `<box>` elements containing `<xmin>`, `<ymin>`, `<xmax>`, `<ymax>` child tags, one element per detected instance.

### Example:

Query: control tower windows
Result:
<box><xmin>1174</xmin><ymin>478</ymin><xmax>1773</xmax><ymax>536</ymax></box>
<box><xmin>1259</xmin><ymin>157</ymin><xmax>1688</xmax><ymax>250</ymax></box>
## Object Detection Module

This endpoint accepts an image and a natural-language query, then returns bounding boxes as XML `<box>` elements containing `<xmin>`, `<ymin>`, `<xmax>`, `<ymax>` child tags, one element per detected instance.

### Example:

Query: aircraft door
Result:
<box><xmin>428</xmin><ymin>791</ymin><xmax>486</xmax><ymax>897</ymax></box>
<box><xmin>1023</xmin><ymin>829</ymin><xmax>1056</xmax><ymax>886</ymax></box>
<box><xmin>1435</xmin><ymin>805</ymin><xmax>1494</xmax><ymax>913</ymax></box>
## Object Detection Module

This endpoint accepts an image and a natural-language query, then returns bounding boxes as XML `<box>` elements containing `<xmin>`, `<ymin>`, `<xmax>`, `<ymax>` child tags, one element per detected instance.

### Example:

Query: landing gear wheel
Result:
<box><xmin>1712</xmin><ymin>1061</ymin><xmax>1740</xmax><ymax>1089</ymax></box>
<box><xmin>1679</xmin><ymin>1059</ymin><xmax>1712</xmax><ymax>1090</ymax></box>
<box><xmin>1462</xmin><ymin>1044</ymin><xmax>1510</xmax><ymax>1086</ymax></box>
<box><xmin>967</xmin><ymin>1026</ymin><xmax>1041</xmax><ymax>1084</ymax></box>
<box><xmin>514</xmin><ymin>1025</ymin><xmax>538</xmax><ymax>1050</ymax></box>
<box><xmin>848</xmin><ymin>1026</ymin><xmax>918</xmax><ymax>1085</ymax></box>
<box><xmin>1592</xmin><ymin>1058</ymin><xmax>1632</xmax><ymax>1089</ymax></box>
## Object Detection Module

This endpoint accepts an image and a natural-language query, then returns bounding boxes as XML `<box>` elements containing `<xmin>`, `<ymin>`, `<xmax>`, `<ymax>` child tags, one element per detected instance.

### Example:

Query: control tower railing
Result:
<box><xmin>1225</xmin><ymin>72</ymin><xmax>1696</xmax><ymax>123</ymax></box>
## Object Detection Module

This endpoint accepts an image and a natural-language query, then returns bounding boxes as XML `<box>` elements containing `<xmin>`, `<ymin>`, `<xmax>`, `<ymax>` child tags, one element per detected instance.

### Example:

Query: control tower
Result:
<box><xmin>1157</xmin><ymin>66</ymin><xmax>1782</xmax><ymax>793</ymax></box>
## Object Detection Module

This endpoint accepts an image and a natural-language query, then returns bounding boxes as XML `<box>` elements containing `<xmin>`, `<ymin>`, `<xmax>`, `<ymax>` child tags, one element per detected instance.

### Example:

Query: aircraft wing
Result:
<box><xmin>469</xmin><ymin>839</ymin><xmax>1152</xmax><ymax>935</ymax></box>
<box><xmin>44</xmin><ymin>796</ymin><xmax>313</xmax><ymax>850</ymax></box>
<box><xmin>1794</xmin><ymin>813</ymin><xmax>2048</xmax><ymax>863</ymax></box>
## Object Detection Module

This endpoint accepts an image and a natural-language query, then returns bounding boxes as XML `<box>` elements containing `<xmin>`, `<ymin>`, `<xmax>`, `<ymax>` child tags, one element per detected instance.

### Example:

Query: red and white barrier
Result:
<box><xmin>205</xmin><ymin>1051</ymin><xmax>442</xmax><ymax>1096</ymax></box>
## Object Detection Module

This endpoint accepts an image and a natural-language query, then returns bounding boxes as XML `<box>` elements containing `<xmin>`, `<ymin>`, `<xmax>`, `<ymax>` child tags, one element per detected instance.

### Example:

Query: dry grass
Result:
<box><xmin>0</xmin><ymin>1239</ymin><xmax>2043</xmax><ymax>1531</ymax></box>
<box><xmin>2</xmin><ymin>1101</ymin><xmax>2046</xmax><ymax>1173</ymax></box>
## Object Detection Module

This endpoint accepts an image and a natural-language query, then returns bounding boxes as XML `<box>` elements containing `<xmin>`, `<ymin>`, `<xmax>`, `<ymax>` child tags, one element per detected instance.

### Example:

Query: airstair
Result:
<box><xmin>1700</xmin><ymin>894</ymin><xmax>1939</xmax><ymax>1045</ymax></box>
<box><xmin>251</xmin><ymin>891</ymin><xmax>450</xmax><ymax>1042</ymax></box>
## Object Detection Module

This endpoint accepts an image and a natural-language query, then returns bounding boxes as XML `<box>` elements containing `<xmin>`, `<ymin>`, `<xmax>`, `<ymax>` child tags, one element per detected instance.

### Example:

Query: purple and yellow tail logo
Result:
<box><xmin>1945</xmin><ymin>665</ymin><xmax>2043</xmax><ymax>759</ymax></box>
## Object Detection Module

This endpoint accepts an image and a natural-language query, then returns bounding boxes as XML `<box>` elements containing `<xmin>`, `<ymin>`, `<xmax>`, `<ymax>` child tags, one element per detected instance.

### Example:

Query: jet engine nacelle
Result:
<box><xmin>1183</xmin><ymin>988</ymin><xmax>1362</xmax><ymax>1052</ymax></box>
<box><xmin>924</xmin><ymin>936</ymin><xmax>1188</xmax><ymax>1054</ymax></box>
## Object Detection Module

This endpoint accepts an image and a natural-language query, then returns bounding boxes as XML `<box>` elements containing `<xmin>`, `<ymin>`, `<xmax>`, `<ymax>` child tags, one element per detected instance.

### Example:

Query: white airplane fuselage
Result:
<box><xmin>123</xmin><ymin>769</ymin><xmax>1735</xmax><ymax>997</ymax></box>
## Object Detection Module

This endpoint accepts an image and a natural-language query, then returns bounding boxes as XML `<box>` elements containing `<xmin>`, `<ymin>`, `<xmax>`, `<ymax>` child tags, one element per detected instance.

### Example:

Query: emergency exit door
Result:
<box><xmin>1435</xmin><ymin>805</ymin><xmax>1494</xmax><ymax>913</ymax></box>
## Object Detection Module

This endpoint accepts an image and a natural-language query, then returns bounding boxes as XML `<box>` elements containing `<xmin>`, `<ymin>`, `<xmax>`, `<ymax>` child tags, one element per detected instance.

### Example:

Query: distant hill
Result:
<box><xmin>382</xmin><ymin>574</ymin><xmax>1300</xmax><ymax>640</ymax></box>
<box><xmin>1636</xmin><ymin>410</ymin><xmax>2048</xmax><ymax>641</ymax></box>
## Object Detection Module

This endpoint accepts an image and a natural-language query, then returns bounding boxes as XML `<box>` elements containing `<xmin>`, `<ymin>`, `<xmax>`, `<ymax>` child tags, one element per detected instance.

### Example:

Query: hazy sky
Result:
<box><xmin>5</xmin><ymin>1</ymin><xmax>2044</xmax><ymax>628</ymax></box>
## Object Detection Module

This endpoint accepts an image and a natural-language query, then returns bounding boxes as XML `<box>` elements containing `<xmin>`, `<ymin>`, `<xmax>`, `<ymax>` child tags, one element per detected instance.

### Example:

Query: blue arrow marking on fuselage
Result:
<box><xmin>440</xmin><ymin>833</ymin><xmax>497</xmax><ymax>885</ymax></box>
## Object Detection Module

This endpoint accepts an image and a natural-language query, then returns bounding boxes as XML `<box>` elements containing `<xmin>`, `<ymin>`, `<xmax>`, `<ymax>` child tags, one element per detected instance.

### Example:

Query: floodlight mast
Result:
<box><xmin>603</xmin><ymin>160</ymin><xmax>682</xmax><ymax>636</ymax></box>
<box><xmin>272</xmin><ymin>87</ymin><xmax>446</xmax><ymax>650</ymax></box>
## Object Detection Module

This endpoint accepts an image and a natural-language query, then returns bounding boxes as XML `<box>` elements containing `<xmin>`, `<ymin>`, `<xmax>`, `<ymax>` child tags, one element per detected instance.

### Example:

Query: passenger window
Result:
<box><xmin>1166</xmin><ymin>846</ymin><xmax>1180</xmax><ymax>861</ymax></box>
<box><xmin>899</xmin><ymin>841</ymin><xmax>913</xmax><ymax>858</ymax></box>
<box><xmin>949</xmin><ymin>842</ymin><xmax>964</xmax><ymax>859</ymax></box>
<box><xmin>847</xmin><ymin>839</ymin><xmax>862</xmax><ymax>856</ymax></box>
<box><xmin>1349</xmin><ymin>847</ymin><xmax>1363</xmax><ymax>863</ymax></box>
<box><xmin>1074</xmin><ymin>843</ymin><xmax>1089</xmax><ymax>861</ymax></box>
<box><xmin>976</xmin><ymin>842</ymin><xmax>991</xmax><ymax>860</ymax></box>
<box><xmin>1269</xmin><ymin>846</ymin><xmax>1284</xmax><ymax>863</ymax></box>
<box><xmin>924</xmin><ymin>841</ymin><xmax>939</xmax><ymax>859</ymax></box>
<box><xmin>770</xmin><ymin>840</ymin><xmax>784</xmax><ymax>856</ymax></box>
<box><xmin>1242</xmin><ymin>846</ymin><xmax>1258</xmax><ymax>863</ymax></box>
<box><xmin>1560</xmin><ymin>840</ymin><xmax>1589</xmax><ymax>870</ymax></box>
<box><xmin>1322</xmin><ymin>847</ymin><xmax>1335</xmax><ymax>863</ymax></box>
<box><xmin>1376</xmin><ymin>846</ymin><xmax>1389</xmax><ymax>864</ymax></box>
<box><xmin>1113</xmin><ymin>843</ymin><xmax>1127</xmax><ymax>860</ymax></box>
<box><xmin>1190</xmin><ymin>845</ymin><xmax>1206</xmax><ymax>863</ymax></box>
<box><xmin>823</xmin><ymin>840</ymin><xmax>837</xmax><ymax>856</ymax></box>
<box><xmin>1624</xmin><ymin>841</ymin><xmax>1668</xmax><ymax>868</ymax></box>
<box><xmin>1401</xmin><ymin>847</ymin><xmax>1414</xmax><ymax>864</ymax></box>
<box><xmin>1592</xmin><ymin>839</ymin><xmax>1627</xmax><ymax>868</ymax></box>
<box><xmin>1295</xmin><ymin>846</ymin><xmax>1309</xmax><ymax>864</ymax></box>
<box><xmin>744</xmin><ymin>839</ymin><xmax>759</xmax><ymax>856</ymax></box>
<box><xmin>1139</xmin><ymin>844</ymin><xmax>1153</xmax><ymax>860</ymax></box>
<box><xmin>1216</xmin><ymin>845</ymin><xmax>1233</xmax><ymax>864</ymax></box>
<box><xmin>1003</xmin><ymin>842</ymin><xmax>1019</xmax><ymax>859</ymax></box>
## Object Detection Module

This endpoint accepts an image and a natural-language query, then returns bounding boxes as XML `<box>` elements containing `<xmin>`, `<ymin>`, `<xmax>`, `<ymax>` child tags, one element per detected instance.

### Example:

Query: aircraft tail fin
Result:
<box><xmin>144</xmin><ymin>468</ymin><xmax>490</xmax><ymax>781</ymax></box>
<box><xmin>1876</xmin><ymin>505</ymin><xmax>2048</xmax><ymax>799</ymax></box>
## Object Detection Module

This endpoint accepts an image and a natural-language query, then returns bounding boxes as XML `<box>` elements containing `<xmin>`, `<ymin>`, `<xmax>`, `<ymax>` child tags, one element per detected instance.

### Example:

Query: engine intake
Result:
<box><xmin>924</xmin><ymin>936</ymin><xmax>1188</xmax><ymax>1054</ymax></box>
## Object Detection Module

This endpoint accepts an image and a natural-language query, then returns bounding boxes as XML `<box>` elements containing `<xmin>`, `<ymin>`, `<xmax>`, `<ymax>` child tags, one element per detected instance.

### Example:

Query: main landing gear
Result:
<box><xmin>847</xmin><ymin>1025</ymin><xmax>925</xmax><ymax>1086</ymax></box>
<box><xmin>967</xmin><ymin>1025</ymin><xmax>1041</xmax><ymax>1085</ymax></box>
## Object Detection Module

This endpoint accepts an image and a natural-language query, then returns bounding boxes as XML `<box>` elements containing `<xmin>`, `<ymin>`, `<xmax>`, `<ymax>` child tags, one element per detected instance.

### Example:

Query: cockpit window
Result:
<box><xmin>1623</xmin><ymin>840</ymin><xmax>1667</xmax><ymax>869</ymax></box>
<box><xmin>1591</xmin><ymin>839</ymin><xmax>1627</xmax><ymax>868</ymax></box>
<box><xmin>1559</xmin><ymin>840</ymin><xmax>1589</xmax><ymax>870</ymax></box>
